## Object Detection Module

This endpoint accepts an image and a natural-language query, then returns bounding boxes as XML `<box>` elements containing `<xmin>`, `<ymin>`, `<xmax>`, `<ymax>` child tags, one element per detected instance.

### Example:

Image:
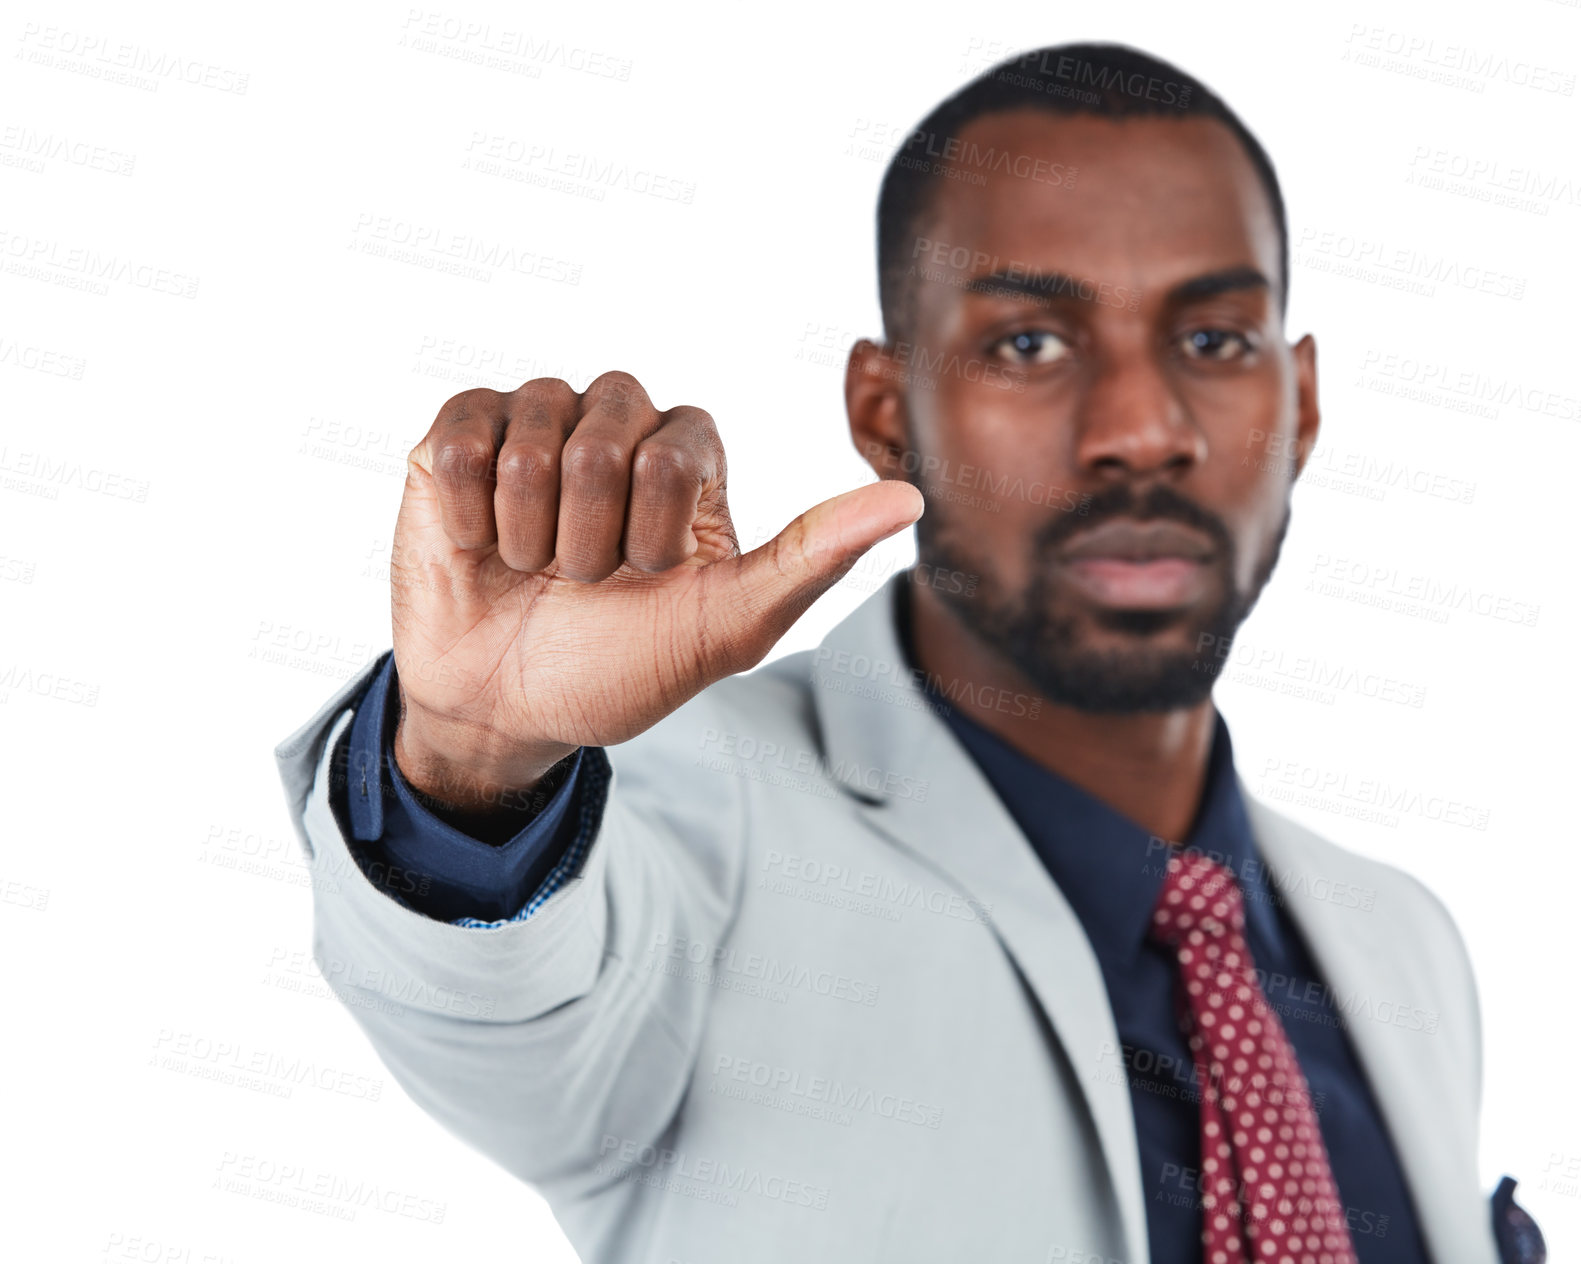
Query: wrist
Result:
<box><xmin>393</xmin><ymin>700</ymin><xmax>577</xmax><ymax>815</ymax></box>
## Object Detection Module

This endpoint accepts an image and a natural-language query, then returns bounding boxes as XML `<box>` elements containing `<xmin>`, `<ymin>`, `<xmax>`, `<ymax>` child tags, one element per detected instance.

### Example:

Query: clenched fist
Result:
<box><xmin>389</xmin><ymin>371</ymin><xmax>924</xmax><ymax>811</ymax></box>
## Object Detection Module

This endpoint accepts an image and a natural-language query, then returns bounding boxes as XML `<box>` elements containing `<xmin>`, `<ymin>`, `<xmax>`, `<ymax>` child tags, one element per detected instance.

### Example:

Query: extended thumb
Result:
<box><xmin>722</xmin><ymin>479</ymin><xmax>924</xmax><ymax>635</ymax></box>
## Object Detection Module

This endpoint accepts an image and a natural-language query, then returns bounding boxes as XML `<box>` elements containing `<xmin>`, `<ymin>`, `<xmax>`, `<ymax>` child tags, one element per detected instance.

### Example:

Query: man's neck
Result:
<box><xmin>905</xmin><ymin>579</ymin><xmax>1217</xmax><ymax>844</ymax></box>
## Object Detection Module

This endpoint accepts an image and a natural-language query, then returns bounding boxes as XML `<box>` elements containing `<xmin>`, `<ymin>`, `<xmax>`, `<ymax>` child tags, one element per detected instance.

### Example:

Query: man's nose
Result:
<box><xmin>1072</xmin><ymin>345</ymin><xmax>1207</xmax><ymax>478</ymax></box>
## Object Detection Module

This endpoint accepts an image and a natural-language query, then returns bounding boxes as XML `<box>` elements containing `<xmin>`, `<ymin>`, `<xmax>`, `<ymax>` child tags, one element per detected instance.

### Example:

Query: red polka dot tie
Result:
<box><xmin>1149</xmin><ymin>848</ymin><xmax>1359</xmax><ymax>1264</ymax></box>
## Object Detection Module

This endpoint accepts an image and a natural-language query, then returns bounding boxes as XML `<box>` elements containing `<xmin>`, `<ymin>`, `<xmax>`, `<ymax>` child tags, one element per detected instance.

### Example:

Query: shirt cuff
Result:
<box><xmin>333</xmin><ymin>650</ymin><xmax>609</xmax><ymax>925</ymax></box>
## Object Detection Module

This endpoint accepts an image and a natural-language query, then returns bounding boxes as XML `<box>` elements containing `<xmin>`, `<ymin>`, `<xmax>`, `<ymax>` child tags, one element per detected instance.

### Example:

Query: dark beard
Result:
<box><xmin>915</xmin><ymin>482</ymin><xmax>1290</xmax><ymax>714</ymax></box>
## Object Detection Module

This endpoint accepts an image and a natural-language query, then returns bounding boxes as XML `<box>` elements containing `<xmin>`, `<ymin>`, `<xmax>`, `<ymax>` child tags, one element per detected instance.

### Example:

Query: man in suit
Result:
<box><xmin>274</xmin><ymin>42</ymin><xmax>1539</xmax><ymax>1264</ymax></box>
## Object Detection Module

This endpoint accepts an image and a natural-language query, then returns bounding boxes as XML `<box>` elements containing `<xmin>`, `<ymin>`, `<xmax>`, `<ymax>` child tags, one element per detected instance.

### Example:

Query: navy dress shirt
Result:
<box><xmin>329</xmin><ymin>631</ymin><xmax>1431</xmax><ymax>1262</ymax></box>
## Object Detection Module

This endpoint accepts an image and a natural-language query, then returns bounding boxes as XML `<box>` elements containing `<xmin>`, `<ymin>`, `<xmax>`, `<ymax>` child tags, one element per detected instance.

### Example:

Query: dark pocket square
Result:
<box><xmin>1491</xmin><ymin>1175</ymin><xmax>1545</xmax><ymax>1264</ymax></box>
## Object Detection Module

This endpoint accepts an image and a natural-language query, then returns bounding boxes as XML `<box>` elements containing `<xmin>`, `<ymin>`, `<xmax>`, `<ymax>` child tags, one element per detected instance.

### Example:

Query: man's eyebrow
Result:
<box><xmin>1167</xmin><ymin>265</ymin><xmax>1270</xmax><ymax>305</ymax></box>
<box><xmin>960</xmin><ymin>264</ymin><xmax>1271</xmax><ymax>306</ymax></box>
<box><xmin>961</xmin><ymin>269</ymin><xmax>1092</xmax><ymax>303</ymax></box>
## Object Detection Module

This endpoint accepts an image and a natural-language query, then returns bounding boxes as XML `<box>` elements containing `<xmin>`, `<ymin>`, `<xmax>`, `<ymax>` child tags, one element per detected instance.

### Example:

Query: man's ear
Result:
<box><xmin>845</xmin><ymin>338</ymin><xmax>912</xmax><ymax>480</ymax></box>
<box><xmin>1289</xmin><ymin>333</ymin><xmax>1321</xmax><ymax>480</ymax></box>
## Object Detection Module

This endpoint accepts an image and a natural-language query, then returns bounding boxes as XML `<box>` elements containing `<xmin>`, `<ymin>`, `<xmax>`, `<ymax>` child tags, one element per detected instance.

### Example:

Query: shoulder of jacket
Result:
<box><xmin>1247</xmin><ymin>791</ymin><xmax>1463</xmax><ymax>941</ymax></box>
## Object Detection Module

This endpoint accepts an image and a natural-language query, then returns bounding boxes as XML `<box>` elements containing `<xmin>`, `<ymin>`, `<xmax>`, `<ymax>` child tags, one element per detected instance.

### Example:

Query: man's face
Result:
<box><xmin>856</xmin><ymin>109</ymin><xmax>1319</xmax><ymax>713</ymax></box>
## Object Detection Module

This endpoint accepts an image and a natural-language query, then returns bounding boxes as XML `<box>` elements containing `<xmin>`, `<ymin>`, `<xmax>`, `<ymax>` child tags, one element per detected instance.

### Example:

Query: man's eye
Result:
<box><xmin>1179</xmin><ymin>328</ymin><xmax>1253</xmax><ymax>361</ymax></box>
<box><xmin>990</xmin><ymin>330</ymin><xmax>1070</xmax><ymax>365</ymax></box>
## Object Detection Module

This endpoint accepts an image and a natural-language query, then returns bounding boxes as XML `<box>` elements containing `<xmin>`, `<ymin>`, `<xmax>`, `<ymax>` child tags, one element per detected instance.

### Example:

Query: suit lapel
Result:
<box><xmin>810</xmin><ymin>576</ymin><xmax>1150</xmax><ymax>1264</ymax></box>
<box><xmin>1243</xmin><ymin>789</ymin><xmax>1488</xmax><ymax>1263</ymax></box>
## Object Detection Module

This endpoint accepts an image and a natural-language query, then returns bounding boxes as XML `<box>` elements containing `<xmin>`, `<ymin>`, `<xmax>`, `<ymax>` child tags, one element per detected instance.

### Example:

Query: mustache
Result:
<box><xmin>1035</xmin><ymin>483</ymin><xmax>1236</xmax><ymax>562</ymax></box>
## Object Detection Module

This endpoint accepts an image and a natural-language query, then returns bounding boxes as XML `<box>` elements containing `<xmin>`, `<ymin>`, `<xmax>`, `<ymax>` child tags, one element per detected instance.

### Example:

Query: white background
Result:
<box><xmin>2</xmin><ymin>0</ymin><xmax>1577</xmax><ymax>1259</ymax></box>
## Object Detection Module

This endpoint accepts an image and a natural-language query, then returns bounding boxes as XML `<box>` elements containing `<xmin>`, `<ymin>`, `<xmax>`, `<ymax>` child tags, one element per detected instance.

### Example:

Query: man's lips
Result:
<box><xmin>1059</xmin><ymin>519</ymin><xmax>1215</xmax><ymax>562</ymax></box>
<box><xmin>1059</xmin><ymin>557</ymin><xmax>1209</xmax><ymax>608</ymax></box>
<box><xmin>1055</xmin><ymin>520</ymin><xmax>1217</xmax><ymax>610</ymax></box>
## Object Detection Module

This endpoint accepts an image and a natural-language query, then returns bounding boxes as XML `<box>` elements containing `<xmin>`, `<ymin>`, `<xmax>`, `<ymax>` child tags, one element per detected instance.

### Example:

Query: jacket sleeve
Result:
<box><xmin>272</xmin><ymin>654</ymin><xmax>750</xmax><ymax>1202</ymax></box>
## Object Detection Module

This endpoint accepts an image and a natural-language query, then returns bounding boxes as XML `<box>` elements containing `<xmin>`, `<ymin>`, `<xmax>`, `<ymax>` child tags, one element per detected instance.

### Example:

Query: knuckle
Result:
<box><xmin>496</xmin><ymin>443</ymin><xmax>558</xmax><ymax>489</ymax></box>
<box><xmin>511</xmin><ymin>377</ymin><xmax>576</xmax><ymax>418</ymax></box>
<box><xmin>434</xmin><ymin>437</ymin><xmax>497</xmax><ymax>482</ymax></box>
<box><xmin>680</xmin><ymin>407</ymin><xmax>727</xmax><ymax>476</ymax></box>
<box><xmin>514</xmin><ymin>376</ymin><xmax>573</xmax><ymax>400</ymax></box>
<box><xmin>632</xmin><ymin>440</ymin><xmax>701</xmax><ymax>490</ymax></box>
<box><xmin>583</xmin><ymin>369</ymin><xmax>644</xmax><ymax>408</ymax></box>
<box><xmin>561</xmin><ymin>437</ymin><xmax>628</xmax><ymax>485</ymax></box>
<box><xmin>671</xmin><ymin>402</ymin><xmax>717</xmax><ymax>430</ymax></box>
<box><xmin>441</xmin><ymin>386</ymin><xmax>502</xmax><ymax>417</ymax></box>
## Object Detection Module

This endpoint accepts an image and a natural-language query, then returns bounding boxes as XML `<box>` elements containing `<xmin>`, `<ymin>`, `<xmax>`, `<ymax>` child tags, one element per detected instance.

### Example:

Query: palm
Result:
<box><xmin>391</xmin><ymin>464</ymin><xmax>746</xmax><ymax>750</ymax></box>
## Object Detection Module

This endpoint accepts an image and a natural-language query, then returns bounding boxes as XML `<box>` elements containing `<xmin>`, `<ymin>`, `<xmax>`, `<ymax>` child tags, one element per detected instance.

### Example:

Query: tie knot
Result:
<box><xmin>1149</xmin><ymin>849</ymin><xmax>1245</xmax><ymax>947</ymax></box>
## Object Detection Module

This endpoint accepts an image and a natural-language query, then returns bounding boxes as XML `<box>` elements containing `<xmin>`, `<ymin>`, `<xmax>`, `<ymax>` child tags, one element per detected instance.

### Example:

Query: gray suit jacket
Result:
<box><xmin>274</xmin><ymin>572</ymin><xmax>1497</xmax><ymax>1263</ymax></box>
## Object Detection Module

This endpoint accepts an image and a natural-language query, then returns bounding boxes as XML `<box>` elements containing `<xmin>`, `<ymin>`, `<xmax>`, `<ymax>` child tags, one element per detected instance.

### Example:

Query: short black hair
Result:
<box><xmin>876</xmin><ymin>42</ymin><xmax>1289</xmax><ymax>343</ymax></box>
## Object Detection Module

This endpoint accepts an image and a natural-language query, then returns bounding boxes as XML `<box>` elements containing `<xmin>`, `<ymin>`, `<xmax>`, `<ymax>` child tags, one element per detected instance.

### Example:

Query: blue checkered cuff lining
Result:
<box><xmin>448</xmin><ymin>745</ymin><xmax>612</xmax><ymax>928</ymax></box>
